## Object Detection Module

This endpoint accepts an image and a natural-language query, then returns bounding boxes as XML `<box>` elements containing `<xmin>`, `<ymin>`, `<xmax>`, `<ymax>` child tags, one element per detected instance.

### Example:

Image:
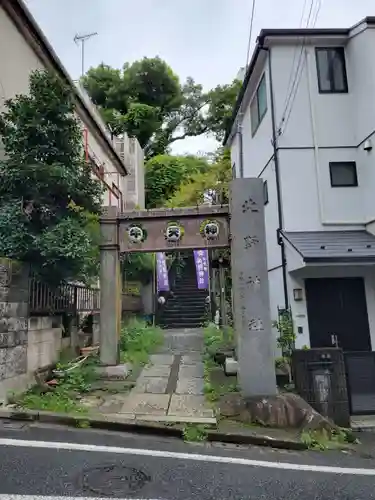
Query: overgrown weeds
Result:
<box><xmin>203</xmin><ymin>324</ymin><xmax>239</xmax><ymax>406</ymax></box>
<box><xmin>119</xmin><ymin>317</ymin><xmax>163</xmax><ymax>365</ymax></box>
<box><xmin>17</xmin><ymin>356</ymin><xmax>99</xmax><ymax>414</ymax></box>
<box><xmin>182</xmin><ymin>423</ymin><xmax>209</xmax><ymax>442</ymax></box>
<box><xmin>301</xmin><ymin>427</ymin><xmax>359</xmax><ymax>451</ymax></box>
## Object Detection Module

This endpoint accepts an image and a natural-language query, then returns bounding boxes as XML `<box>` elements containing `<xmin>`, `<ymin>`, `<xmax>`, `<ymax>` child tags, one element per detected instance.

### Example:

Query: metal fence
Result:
<box><xmin>292</xmin><ymin>348</ymin><xmax>350</xmax><ymax>427</ymax></box>
<box><xmin>29</xmin><ymin>278</ymin><xmax>100</xmax><ymax>315</ymax></box>
<box><xmin>344</xmin><ymin>351</ymin><xmax>375</xmax><ymax>415</ymax></box>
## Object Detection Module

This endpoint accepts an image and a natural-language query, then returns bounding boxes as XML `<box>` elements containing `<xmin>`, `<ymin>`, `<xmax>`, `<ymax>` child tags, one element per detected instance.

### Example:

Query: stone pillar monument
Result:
<box><xmin>229</xmin><ymin>178</ymin><xmax>277</xmax><ymax>397</ymax></box>
<box><xmin>99</xmin><ymin>207</ymin><xmax>121</xmax><ymax>365</ymax></box>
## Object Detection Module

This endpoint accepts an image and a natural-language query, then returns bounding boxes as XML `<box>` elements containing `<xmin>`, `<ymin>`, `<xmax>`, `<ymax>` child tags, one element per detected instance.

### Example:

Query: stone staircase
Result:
<box><xmin>158</xmin><ymin>256</ymin><xmax>208</xmax><ymax>329</ymax></box>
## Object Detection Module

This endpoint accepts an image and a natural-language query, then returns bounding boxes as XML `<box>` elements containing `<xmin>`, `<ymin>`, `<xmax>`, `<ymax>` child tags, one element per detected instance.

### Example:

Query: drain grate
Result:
<box><xmin>82</xmin><ymin>464</ymin><xmax>151</xmax><ymax>496</ymax></box>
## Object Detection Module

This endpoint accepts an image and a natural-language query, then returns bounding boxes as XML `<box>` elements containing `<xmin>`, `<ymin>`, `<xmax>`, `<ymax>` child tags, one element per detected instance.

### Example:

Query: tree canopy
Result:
<box><xmin>0</xmin><ymin>69</ymin><xmax>102</xmax><ymax>284</ymax></box>
<box><xmin>144</xmin><ymin>154</ymin><xmax>209</xmax><ymax>208</ymax></box>
<box><xmin>81</xmin><ymin>57</ymin><xmax>240</xmax><ymax>157</ymax></box>
<box><xmin>166</xmin><ymin>148</ymin><xmax>232</xmax><ymax>208</ymax></box>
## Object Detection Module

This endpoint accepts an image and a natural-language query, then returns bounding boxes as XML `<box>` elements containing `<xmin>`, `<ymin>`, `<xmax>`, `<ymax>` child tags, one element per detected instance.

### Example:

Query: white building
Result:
<box><xmin>0</xmin><ymin>0</ymin><xmax>146</xmax><ymax>211</ymax></box>
<box><xmin>114</xmin><ymin>134</ymin><xmax>145</xmax><ymax>209</ymax></box>
<box><xmin>225</xmin><ymin>17</ymin><xmax>375</xmax><ymax>413</ymax></box>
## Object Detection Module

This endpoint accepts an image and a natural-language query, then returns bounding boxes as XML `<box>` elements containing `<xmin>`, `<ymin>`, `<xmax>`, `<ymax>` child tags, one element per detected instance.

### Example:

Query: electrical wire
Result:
<box><xmin>245</xmin><ymin>0</ymin><xmax>257</xmax><ymax>68</ymax></box>
<box><xmin>281</xmin><ymin>0</ymin><xmax>309</xmax><ymax>116</ymax></box>
<box><xmin>277</xmin><ymin>0</ymin><xmax>321</xmax><ymax>136</ymax></box>
<box><xmin>277</xmin><ymin>0</ymin><xmax>315</xmax><ymax>132</ymax></box>
<box><xmin>281</xmin><ymin>0</ymin><xmax>322</xmax><ymax>134</ymax></box>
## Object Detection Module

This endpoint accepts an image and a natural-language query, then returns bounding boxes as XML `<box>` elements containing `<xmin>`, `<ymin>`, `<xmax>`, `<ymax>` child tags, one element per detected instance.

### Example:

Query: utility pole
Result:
<box><xmin>74</xmin><ymin>32</ymin><xmax>98</xmax><ymax>77</ymax></box>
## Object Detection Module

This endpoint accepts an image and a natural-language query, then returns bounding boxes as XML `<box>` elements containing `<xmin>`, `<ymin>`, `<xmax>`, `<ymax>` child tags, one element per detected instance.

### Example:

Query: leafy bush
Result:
<box><xmin>18</xmin><ymin>357</ymin><xmax>99</xmax><ymax>413</ymax></box>
<box><xmin>203</xmin><ymin>322</ymin><xmax>233</xmax><ymax>359</ymax></box>
<box><xmin>119</xmin><ymin>318</ymin><xmax>163</xmax><ymax>364</ymax></box>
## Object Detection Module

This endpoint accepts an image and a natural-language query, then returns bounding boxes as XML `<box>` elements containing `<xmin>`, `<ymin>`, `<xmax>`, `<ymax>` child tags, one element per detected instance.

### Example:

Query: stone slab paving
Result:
<box><xmin>140</xmin><ymin>364</ymin><xmax>171</xmax><ymax>378</ymax></box>
<box><xmin>120</xmin><ymin>393</ymin><xmax>170</xmax><ymax>416</ymax></box>
<box><xmin>95</xmin><ymin>327</ymin><xmax>215</xmax><ymax>423</ymax></box>
<box><xmin>178</xmin><ymin>363</ymin><xmax>204</xmax><ymax>379</ymax></box>
<box><xmin>168</xmin><ymin>395</ymin><xmax>213</xmax><ymax>418</ymax></box>
<box><xmin>175</xmin><ymin>377</ymin><xmax>204</xmax><ymax>395</ymax></box>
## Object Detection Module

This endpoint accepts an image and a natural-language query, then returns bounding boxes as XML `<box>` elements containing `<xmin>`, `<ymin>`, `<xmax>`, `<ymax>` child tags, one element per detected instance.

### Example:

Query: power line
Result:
<box><xmin>245</xmin><ymin>0</ymin><xmax>257</xmax><ymax>68</ymax></box>
<box><xmin>281</xmin><ymin>0</ymin><xmax>322</xmax><ymax>134</ymax></box>
<box><xmin>281</xmin><ymin>0</ymin><xmax>309</xmax><ymax>115</ymax></box>
<box><xmin>278</xmin><ymin>0</ymin><xmax>315</xmax><ymax>130</ymax></box>
<box><xmin>277</xmin><ymin>0</ymin><xmax>319</xmax><ymax>136</ymax></box>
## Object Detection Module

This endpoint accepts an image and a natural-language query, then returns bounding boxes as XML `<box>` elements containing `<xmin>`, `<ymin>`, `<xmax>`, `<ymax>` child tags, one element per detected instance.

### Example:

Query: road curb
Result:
<box><xmin>0</xmin><ymin>408</ymin><xmax>307</xmax><ymax>451</ymax></box>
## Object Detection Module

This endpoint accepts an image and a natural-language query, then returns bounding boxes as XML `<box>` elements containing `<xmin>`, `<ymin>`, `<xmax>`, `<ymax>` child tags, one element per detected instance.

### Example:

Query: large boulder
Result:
<box><xmin>218</xmin><ymin>392</ymin><xmax>336</xmax><ymax>432</ymax></box>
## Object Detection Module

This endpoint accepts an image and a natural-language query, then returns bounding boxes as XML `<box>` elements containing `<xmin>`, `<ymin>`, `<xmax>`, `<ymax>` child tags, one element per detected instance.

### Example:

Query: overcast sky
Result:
<box><xmin>26</xmin><ymin>0</ymin><xmax>373</xmax><ymax>155</ymax></box>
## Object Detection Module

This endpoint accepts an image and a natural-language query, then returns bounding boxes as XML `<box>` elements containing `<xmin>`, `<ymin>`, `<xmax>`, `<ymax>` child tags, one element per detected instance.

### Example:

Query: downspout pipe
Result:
<box><xmin>238</xmin><ymin>114</ymin><xmax>244</xmax><ymax>178</ymax></box>
<box><xmin>262</xmin><ymin>46</ymin><xmax>289</xmax><ymax>311</ymax></box>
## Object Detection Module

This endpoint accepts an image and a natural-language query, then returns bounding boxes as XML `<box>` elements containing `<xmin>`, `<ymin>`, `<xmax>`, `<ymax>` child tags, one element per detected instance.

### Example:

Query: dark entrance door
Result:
<box><xmin>305</xmin><ymin>277</ymin><xmax>375</xmax><ymax>414</ymax></box>
<box><xmin>305</xmin><ymin>277</ymin><xmax>371</xmax><ymax>351</ymax></box>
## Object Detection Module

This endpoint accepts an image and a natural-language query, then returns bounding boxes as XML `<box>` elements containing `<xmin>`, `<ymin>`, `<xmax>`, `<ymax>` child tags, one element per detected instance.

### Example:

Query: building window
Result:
<box><xmin>329</xmin><ymin>162</ymin><xmax>358</xmax><ymax>187</ymax></box>
<box><xmin>263</xmin><ymin>180</ymin><xmax>269</xmax><ymax>205</ymax></box>
<box><xmin>315</xmin><ymin>47</ymin><xmax>348</xmax><ymax>94</ymax></box>
<box><xmin>250</xmin><ymin>74</ymin><xmax>267</xmax><ymax>135</ymax></box>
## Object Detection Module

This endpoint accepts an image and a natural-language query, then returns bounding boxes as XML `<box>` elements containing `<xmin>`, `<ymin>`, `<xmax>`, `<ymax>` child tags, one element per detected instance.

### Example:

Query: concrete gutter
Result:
<box><xmin>0</xmin><ymin>407</ymin><xmax>308</xmax><ymax>451</ymax></box>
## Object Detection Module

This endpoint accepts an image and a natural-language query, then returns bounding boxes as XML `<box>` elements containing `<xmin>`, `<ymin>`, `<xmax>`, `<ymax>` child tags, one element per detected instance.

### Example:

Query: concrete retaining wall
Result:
<box><xmin>0</xmin><ymin>314</ymin><xmax>68</xmax><ymax>403</ymax></box>
<box><xmin>27</xmin><ymin>316</ymin><xmax>69</xmax><ymax>373</ymax></box>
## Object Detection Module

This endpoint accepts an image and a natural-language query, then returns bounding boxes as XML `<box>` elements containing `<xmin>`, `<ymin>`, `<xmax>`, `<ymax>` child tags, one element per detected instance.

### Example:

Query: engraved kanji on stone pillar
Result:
<box><xmin>230</xmin><ymin>179</ymin><xmax>277</xmax><ymax>397</ymax></box>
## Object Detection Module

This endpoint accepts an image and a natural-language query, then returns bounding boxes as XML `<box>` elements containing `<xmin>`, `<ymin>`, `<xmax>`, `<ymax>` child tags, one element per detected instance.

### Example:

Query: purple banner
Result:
<box><xmin>156</xmin><ymin>252</ymin><xmax>170</xmax><ymax>292</ymax></box>
<box><xmin>193</xmin><ymin>249</ymin><xmax>209</xmax><ymax>289</ymax></box>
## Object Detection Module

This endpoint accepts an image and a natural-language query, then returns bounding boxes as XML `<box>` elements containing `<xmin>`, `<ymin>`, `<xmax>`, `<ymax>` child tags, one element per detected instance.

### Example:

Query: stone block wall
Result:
<box><xmin>0</xmin><ymin>258</ymin><xmax>71</xmax><ymax>402</ymax></box>
<box><xmin>0</xmin><ymin>259</ymin><xmax>30</xmax><ymax>402</ymax></box>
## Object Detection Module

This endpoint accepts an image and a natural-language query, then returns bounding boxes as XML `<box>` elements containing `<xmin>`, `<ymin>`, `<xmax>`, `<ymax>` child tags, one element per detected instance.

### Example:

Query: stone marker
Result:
<box><xmin>229</xmin><ymin>178</ymin><xmax>277</xmax><ymax>398</ymax></box>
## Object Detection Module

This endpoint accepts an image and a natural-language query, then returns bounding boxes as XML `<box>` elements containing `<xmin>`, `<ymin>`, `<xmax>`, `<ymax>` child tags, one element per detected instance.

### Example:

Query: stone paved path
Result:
<box><xmin>97</xmin><ymin>328</ymin><xmax>216</xmax><ymax>424</ymax></box>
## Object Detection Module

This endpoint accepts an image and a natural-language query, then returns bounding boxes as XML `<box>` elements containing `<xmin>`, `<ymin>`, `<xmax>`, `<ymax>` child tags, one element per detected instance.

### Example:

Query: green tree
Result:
<box><xmin>166</xmin><ymin>148</ymin><xmax>232</xmax><ymax>208</ymax></box>
<box><xmin>206</xmin><ymin>80</ymin><xmax>242</xmax><ymax>142</ymax></box>
<box><xmin>0</xmin><ymin>69</ymin><xmax>103</xmax><ymax>284</ymax></box>
<box><xmin>122</xmin><ymin>252</ymin><xmax>155</xmax><ymax>284</ymax></box>
<box><xmin>82</xmin><ymin>57</ymin><xmax>181</xmax><ymax>146</ymax></box>
<box><xmin>82</xmin><ymin>58</ymin><xmax>240</xmax><ymax>157</ymax></box>
<box><xmin>145</xmin><ymin>154</ymin><xmax>209</xmax><ymax>208</ymax></box>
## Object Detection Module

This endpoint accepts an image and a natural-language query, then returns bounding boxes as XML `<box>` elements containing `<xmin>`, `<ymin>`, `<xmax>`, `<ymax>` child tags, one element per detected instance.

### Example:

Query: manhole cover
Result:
<box><xmin>82</xmin><ymin>465</ymin><xmax>151</xmax><ymax>496</ymax></box>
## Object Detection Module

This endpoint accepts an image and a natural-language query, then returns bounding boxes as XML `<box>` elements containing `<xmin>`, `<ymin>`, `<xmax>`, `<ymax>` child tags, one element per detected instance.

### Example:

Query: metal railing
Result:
<box><xmin>344</xmin><ymin>351</ymin><xmax>375</xmax><ymax>415</ymax></box>
<box><xmin>29</xmin><ymin>278</ymin><xmax>100</xmax><ymax>315</ymax></box>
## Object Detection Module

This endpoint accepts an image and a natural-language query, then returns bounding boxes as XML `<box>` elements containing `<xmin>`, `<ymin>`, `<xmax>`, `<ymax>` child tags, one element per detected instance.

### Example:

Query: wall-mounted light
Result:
<box><xmin>293</xmin><ymin>288</ymin><xmax>303</xmax><ymax>301</ymax></box>
<box><xmin>364</xmin><ymin>139</ymin><xmax>373</xmax><ymax>152</ymax></box>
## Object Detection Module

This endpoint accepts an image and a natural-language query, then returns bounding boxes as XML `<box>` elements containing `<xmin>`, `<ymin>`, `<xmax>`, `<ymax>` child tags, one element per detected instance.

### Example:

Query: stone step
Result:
<box><xmin>162</xmin><ymin>303</ymin><xmax>206</xmax><ymax>311</ymax></box>
<box><xmin>160</xmin><ymin>315</ymin><xmax>206</xmax><ymax>323</ymax></box>
<box><xmin>161</xmin><ymin>309</ymin><xmax>205</xmax><ymax>317</ymax></box>
<box><xmin>160</xmin><ymin>322</ymin><xmax>204</xmax><ymax>329</ymax></box>
<box><xmin>171</xmin><ymin>295</ymin><xmax>206</xmax><ymax>301</ymax></box>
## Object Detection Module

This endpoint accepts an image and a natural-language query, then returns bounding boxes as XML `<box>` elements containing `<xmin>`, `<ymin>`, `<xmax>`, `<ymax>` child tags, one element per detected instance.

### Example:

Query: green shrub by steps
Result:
<box><xmin>203</xmin><ymin>322</ymin><xmax>233</xmax><ymax>359</ymax></box>
<box><xmin>119</xmin><ymin>318</ymin><xmax>163</xmax><ymax>365</ymax></box>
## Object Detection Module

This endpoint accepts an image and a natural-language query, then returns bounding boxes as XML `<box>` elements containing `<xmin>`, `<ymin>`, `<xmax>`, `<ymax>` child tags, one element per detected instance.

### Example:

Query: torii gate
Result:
<box><xmin>99</xmin><ymin>178</ymin><xmax>277</xmax><ymax>398</ymax></box>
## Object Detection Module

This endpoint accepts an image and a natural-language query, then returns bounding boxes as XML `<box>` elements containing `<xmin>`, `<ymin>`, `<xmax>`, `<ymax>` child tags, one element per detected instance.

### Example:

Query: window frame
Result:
<box><xmin>329</xmin><ymin>161</ymin><xmax>358</xmax><ymax>188</ymax></box>
<box><xmin>250</xmin><ymin>73</ymin><xmax>268</xmax><ymax>136</ymax></box>
<box><xmin>315</xmin><ymin>47</ymin><xmax>348</xmax><ymax>94</ymax></box>
<box><xmin>232</xmin><ymin>162</ymin><xmax>236</xmax><ymax>179</ymax></box>
<box><xmin>263</xmin><ymin>180</ymin><xmax>269</xmax><ymax>205</ymax></box>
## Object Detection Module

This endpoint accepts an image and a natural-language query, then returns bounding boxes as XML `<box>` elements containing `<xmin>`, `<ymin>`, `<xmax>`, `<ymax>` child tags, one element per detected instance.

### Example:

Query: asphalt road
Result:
<box><xmin>0</xmin><ymin>420</ymin><xmax>375</xmax><ymax>500</ymax></box>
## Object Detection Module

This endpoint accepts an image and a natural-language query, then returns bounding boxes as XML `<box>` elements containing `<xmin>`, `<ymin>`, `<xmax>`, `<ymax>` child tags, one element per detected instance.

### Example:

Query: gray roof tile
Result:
<box><xmin>282</xmin><ymin>230</ymin><xmax>375</xmax><ymax>261</ymax></box>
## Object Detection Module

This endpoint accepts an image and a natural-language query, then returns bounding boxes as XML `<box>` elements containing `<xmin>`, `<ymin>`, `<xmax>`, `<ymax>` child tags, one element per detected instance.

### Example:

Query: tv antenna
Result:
<box><xmin>74</xmin><ymin>32</ymin><xmax>98</xmax><ymax>76</ymax></box>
